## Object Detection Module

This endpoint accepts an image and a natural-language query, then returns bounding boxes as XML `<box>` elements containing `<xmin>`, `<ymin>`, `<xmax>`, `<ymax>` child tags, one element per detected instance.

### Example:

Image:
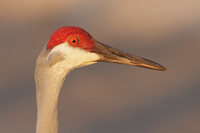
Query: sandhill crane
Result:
<box><xmin>35</xmin><ymin>26</ymin><xmax>166</xmax><ymax>133</ymax></box>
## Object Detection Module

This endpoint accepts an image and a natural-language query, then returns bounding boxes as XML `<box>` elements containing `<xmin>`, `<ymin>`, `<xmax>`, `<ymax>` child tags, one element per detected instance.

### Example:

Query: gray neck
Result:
<box><xmin>35</xmin><ymin>64</ymin><xmax>69</xmax><ymax>133</ymax></box>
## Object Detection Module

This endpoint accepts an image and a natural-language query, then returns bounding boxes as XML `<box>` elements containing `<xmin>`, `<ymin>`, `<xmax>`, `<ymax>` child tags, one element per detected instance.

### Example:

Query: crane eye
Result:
<box><xmin>68</xmin><ymin>36</ymin><xmax>79</xmax><ymax>45</ymax></box>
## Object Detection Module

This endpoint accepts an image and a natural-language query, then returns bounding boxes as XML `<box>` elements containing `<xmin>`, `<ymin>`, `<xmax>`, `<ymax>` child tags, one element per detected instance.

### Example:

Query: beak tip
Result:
<box><xmin>159</xmin><ymin>67</ymin><xmax>167</xmax><ymax>71</ymax></box>
<box><xmin>156</xmin><ymin>65</ymin><xmax>167</xmax><ymax>71</ymax></box>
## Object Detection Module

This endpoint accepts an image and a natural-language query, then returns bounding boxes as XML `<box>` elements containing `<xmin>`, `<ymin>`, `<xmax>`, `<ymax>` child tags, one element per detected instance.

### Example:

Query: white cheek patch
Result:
<box><xmin>47</xmin><ymin>43</ymin><xmax>100</xmax><ymax>69</ymax></box>
<box><xmin>47</xmin><ymin>51</ymin><xmax>65</xmax><ymax>66</ymax></box>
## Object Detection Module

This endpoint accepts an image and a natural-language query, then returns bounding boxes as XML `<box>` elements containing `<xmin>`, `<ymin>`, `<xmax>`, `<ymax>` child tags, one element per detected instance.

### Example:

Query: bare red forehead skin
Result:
<box><xmin>47</xmin><ymin>26</ymin><xmax>95</xmax><ymax>51</ymax></box>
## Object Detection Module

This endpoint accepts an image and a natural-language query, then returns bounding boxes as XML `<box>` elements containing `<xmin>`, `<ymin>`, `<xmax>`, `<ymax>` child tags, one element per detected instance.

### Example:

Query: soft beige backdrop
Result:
<box><xmin>0</xmin><ymin>0</ymin><xmax>200</xmax><ymax>133</ymax></box>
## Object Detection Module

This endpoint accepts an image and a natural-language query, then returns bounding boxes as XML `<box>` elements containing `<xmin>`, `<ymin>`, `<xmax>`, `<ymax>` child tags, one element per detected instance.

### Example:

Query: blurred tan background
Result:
<box><xmin>0</xmin><ymin>0</ymin><xmax>200</xmax><ymax>133</ymax></box>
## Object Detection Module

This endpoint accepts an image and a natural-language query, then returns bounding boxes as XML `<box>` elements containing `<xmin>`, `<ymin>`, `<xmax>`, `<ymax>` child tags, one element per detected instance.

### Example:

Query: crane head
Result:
<box><xmin>46</xmin><ymin>26</ymin><xmax>166</xmax><ymax>71</ymax></box>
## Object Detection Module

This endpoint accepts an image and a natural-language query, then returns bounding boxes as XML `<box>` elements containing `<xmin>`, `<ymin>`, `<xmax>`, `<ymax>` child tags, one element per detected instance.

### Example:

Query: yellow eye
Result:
<box><xmin>68</xmin><ymin>36</ymin><xmax>79</xmax><ymax>45</ymax></box>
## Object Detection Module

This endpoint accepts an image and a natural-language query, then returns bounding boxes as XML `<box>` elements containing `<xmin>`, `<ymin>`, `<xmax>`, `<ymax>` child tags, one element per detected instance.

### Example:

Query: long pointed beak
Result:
<box><xmin>92</xmin><ymin>41</ymin><xmax>166</xmax><ymax>71</ymax></box>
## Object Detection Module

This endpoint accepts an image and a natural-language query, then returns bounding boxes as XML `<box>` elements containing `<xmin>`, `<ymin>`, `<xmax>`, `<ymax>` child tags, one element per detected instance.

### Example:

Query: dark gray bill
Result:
<box><xmin>92</xmin><ymin>41</ymin><xmax>166</xmax><ymax>71</ymax></box>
